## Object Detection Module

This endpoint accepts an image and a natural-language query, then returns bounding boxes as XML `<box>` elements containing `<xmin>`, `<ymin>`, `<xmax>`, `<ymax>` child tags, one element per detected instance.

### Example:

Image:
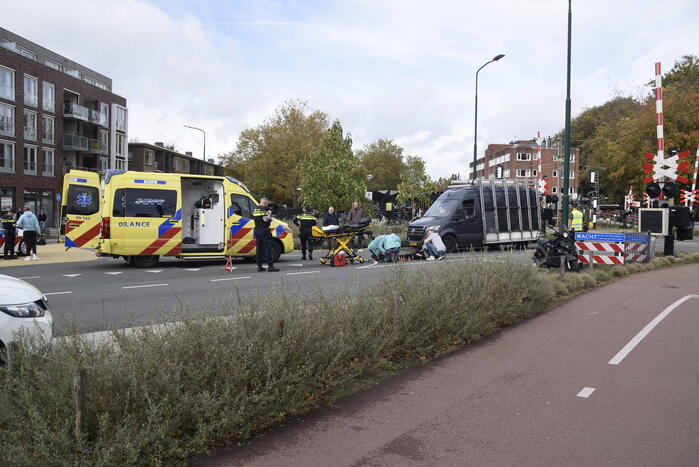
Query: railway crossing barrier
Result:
<box><xmin>575</xmin><ymin>232</ymin><xmax>652</xmax><ymax>266</ymax></box>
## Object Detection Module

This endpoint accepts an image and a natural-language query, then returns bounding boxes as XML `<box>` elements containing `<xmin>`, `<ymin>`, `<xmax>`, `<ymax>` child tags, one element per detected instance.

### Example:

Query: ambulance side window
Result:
<box><xmin>124</xmin><ymin>188</ymin><xmax>177</xmax><ymax>218</ymax></box>
<box><xmin>112</xmin><ymin>189</ymin><xmax>125</xmax><ymax>217</ymax></box>
<box><xmin>67</xmin><ymin>186</ymin><xmax>100</xmax><ymax>215</ymax></box>
<box><xmin>230</xmin><ymin>194</ymin><xmax>253</xmax><ymax>218</ymax></box>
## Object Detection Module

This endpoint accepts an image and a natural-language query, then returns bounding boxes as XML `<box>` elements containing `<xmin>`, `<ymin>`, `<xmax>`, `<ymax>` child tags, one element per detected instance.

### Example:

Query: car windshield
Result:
<box><xmin>423</xmin><ymin>193</ymin><xmax>462</xmax><ymax>218</ymax></box>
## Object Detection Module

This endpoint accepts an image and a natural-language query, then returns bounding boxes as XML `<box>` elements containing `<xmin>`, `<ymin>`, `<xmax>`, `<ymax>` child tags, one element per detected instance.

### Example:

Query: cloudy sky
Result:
<box><xmin>2</xmin><ymin>0</ymin><xmax>697</xmax><ymax>178</ymax></box>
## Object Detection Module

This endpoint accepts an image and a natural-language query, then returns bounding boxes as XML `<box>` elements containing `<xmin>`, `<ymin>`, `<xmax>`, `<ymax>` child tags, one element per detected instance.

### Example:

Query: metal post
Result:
<box><xmin>561</xmin><ymin>0</ymin><xmax>573</xmax><ymax>227</ymax></box>
<box><xmin>183</xmin><ymin>124</ymin><xmax>206</xmax><ymax>161</ymax></box>
<box><xmin>74</xmin><ymin>368</ymin><xmax>86</xmax><ymax>441</ymax></box>
<box><xmin>472</xmin><ymin>54</ymin><xmax>505</xmax><ymax>180</ymax></box>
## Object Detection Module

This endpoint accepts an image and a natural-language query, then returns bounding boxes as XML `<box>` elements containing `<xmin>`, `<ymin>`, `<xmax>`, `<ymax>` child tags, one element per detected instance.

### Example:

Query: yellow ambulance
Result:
<box><xmin>61</xmin><ymin>169</ymin><xmax>294</xmax><ymax>267</ymax></box>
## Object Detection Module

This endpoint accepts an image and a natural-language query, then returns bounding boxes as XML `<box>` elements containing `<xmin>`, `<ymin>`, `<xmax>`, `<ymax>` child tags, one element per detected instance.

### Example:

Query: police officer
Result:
<box><xmin>570</xmin><ymin>204</ymin><xmax>583</xmax><ymax>232</ymax></box>
<box><xmin>253</xmin><ymin>197</ymin><xmax>279</xmax><ymax>272</ymax></box>
<box><xmin>293</xmin><ymin>206</ymin><xmax>317</xmax><ymax>260</ymax></box>
<box><xmin>2</xmin><ymin>209</ymin><xmax>17</xmax><ymax>260</ymax></box>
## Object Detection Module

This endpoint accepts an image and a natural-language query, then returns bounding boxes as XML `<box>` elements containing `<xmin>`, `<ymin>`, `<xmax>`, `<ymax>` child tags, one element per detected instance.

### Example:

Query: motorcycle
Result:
<box><xmin>532</xmin><ymin>225</ymin><xmax>581</xmax><ymax>272</ymax></box>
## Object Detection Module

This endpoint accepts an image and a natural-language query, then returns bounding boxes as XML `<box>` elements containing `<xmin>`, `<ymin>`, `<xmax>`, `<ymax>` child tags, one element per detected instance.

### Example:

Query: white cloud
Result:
<box><xmin>2</xmin><ymin>0</ymin><xmax>697</xmax><ymax>178</ymax></box>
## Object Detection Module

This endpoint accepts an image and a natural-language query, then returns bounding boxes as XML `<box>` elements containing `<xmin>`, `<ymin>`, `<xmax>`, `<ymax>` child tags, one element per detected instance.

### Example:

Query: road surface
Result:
<box><xmin>194</xmin><ymin>263</ymin><xmax>699</xmax><ymax>467</ymax></box>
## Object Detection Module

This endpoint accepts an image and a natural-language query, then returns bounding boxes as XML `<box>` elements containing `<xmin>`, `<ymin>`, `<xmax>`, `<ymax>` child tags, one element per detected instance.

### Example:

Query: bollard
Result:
<box><xmin>588</xmin><ymin>252</ymin><xmax>593</xmax><ymax>270</ymax></box>
<box><xmin>560</xmin><ymin>254</ymin><xmax>565</xmax><ymax>277</ymax></box>
<box><xmin>74</xmin><ymin>367</ymin><xmax>87</xmax><ymax>442</ymax></box>
<box><xmin>393</xmin><ymin>291</ymin><xmax>401</xmax><ymax>317</ymax></box>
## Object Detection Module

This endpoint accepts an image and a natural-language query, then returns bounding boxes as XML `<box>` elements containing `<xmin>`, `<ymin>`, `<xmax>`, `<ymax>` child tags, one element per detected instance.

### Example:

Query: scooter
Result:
<box><xmin>532</xmin><ymin>225</ymin><xmax>581</xmax><ymax>272</ymax></box>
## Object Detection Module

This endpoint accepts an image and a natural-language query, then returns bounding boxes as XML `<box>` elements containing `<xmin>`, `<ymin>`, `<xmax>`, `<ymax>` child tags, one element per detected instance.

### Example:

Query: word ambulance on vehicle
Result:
<box><xmin>61</xmin><ymin>169</ymin><xmax>294</xmax><ymax>267</ymax></box>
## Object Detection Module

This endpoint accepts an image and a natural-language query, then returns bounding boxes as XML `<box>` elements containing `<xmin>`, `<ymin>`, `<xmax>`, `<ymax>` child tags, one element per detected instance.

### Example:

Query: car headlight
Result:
<box><xmin>562</xmin><ymin>231</ymin><xmax>569</xmax><ymax>238</ymax></box>
<box><xmin>0</xmin><ymin>301</ymin><xmax>46</xmax><ymax>318</ymax></box>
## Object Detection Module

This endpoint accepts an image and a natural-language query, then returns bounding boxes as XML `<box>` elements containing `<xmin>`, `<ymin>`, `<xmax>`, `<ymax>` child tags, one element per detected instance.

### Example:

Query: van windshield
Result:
<box><xmin>423</xmin><ymin>195</ymin><xmax>461</xmax><ymax>218</ymax></box>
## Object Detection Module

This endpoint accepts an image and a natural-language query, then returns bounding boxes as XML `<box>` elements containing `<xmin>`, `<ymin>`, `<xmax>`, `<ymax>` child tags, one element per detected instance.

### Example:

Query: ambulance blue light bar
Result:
<box><xmin>134</xmin><ymin>179</ymin><xmax>167</xmax><ymax>185</ymax></box>
<box><xmin>69</xmin><ymin>177</ymin><xmax>88</xmax><ymax>183</ymax></box>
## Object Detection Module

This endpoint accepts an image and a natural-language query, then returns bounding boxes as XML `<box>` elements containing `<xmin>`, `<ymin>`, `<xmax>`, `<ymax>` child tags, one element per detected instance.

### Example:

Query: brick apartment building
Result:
<box><xmin>0</xmin><ymin>27</ymin><xmax>128</xmax><ymax>227</ymax></box>
<box><xmin>128</xmin><ymin>142</ymin><xmax>223</xmax><ymax>176</ymax></box>
<box><xmin>469</xmin><ymin>139</ymin><xmax>580</xmax><ymax>199</ymax></box>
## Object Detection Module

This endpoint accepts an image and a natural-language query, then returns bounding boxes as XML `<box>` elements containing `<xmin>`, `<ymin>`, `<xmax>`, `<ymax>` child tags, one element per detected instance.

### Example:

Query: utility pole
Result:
<box><xmin>472</xmin><ymin>54</ymin><xmax>505</xmax><ymax>180</ymax></box>
<box><xmin>562</xmin><ymin>0</ymin><xmax>573</xmax><ymax>227</ymax></box>
<box><xmin>183</xmin><ymin>124</ymin><xmax>206</xmax><ymax>161</ymax></box>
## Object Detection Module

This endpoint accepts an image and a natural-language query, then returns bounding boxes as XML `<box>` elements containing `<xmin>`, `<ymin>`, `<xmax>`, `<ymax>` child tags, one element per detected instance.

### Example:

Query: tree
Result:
<box><xmin>299</xmin><ymin>121</ymin><xmax>368</xmax><ymax>212</ymax></box>
<box><xmin>396</xmin><ymin>156</ymin><xmax>433</xmax><ymax>216</ymax></box>
<box><xmin>356</xmin><ymin>139</ymin><xmax>405</xmax><ymax>190</ymax></box>
<box><xmin>220</xmin><ymin>100</ymin><xmax>329</xmax><ymax>206</ymax></box>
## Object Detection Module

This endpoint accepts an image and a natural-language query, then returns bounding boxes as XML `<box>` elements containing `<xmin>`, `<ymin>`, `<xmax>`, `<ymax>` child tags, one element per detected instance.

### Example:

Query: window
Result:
<box><xmin>175</xmin><ymin>157</ymin><xmax>190</xmax><ymax>172</ymax></box>
<box><xmin>23</xmin><ymin>189</ymin><xmax>54</xmax><ymax>227</ymax></box>
<box><xmin>456</xmin><ymin>199</ymin><xmax>475</xmax><ymax>218</ymax></box>
<box><xmin>99</xmin><ymin>102</ymin><xmax>109</xmax><ymax>126</ymax></box>
<box><xmin>230</xmin><ymin>194</ymin><xmax>254</xmax><ymax>218</ymax></box>
<box><xmin>42</xmin><ymin>115</ymin><xmax>54</xmax><ymax>144</ymax></box>
<box><xmin>0</xmin><ymin>65</ymin><xmax>14</xmax><ymax>100</ymax></box>
<box><xmin>488</xmin><ymin>153</ymin><xmax>511</xmax><ymax>167</ymax></box>
<box><xmin>99</xmin><ymin>129</ymin><xmax>108</xmax><ymax>149</ymax></box>
<box><xmin>99</xmin><ymin>157</ymin><xmax>109</xmax><ymax>172</ymax></box>
<box><xmin>23</xmin><ymin>75</ymin><xmax>38</xmax><ymax>107</ymax></box>
<box><xmin>23</xmin><ymin>110</ymin><xmax>37</xmax><ymax>140</ymax></box>
<box><xmin>116</xmin><ymin>106</ymin><xmax>127</xmax><ymax>132</ymax></box>
<box><xmin>570</xmin><ymin>154</ymin><xmax>575</xmax><ymax>162</ymax></box>
<box><xmin>66</xmin><ymin>185</ymin><xmax>99</xmax><ymax>215</ymax></box>
<box><xmin>144</xmin><ymin>149</ymin><xmax>154</xmax><ymax>166</ymax></box>
<box><xmin>116</xmin><ymin>133</ymin><xmax>126</xmax><ymax>157</ymax></box>
<box><xmin>124</xmin><ymin>188</ymin><xmax>177</xmax><ymax>218</ymax></box>
<box><xmin>65</xmin><ymin>68</ymin><xmax>81</xmax><ymax>79</ymax></box>
<box><xmin>17</xmin><ymin>46</ymin><xmax>37</xmax><ymax>60</ymax></box>
<box><xmin>0</xmin><ymin>186</ymin><xmax>15</xmax><ymax>211</ymax></box>
<box><xmin>532</xmin><ymin>169</ymin><xmax>538</xmax><ymax>176</ymax></box>
<box><xmin>42</xmin><ymin>82</ymin><xmax>55</xmax><ymax>112</ymax></box>
<box><xmin>516</xmin><ymin>168</ymin><xmax>531</xmax><ymax>177</ymax></box>
<box><xmin>552</xmin><ymin>170</ymin><xmax>558</xmax><ymax>178</ymax></box>
<box><xmin>45</xmin><ymin>59</ymin><xmax>64</xmax><ymax>72</ymax></box>
<box><xmin>42</xmin><ymin>148</ymin><xmax>54</xmax><ymax>176</ymax></box>
<box><xmin>84</xmin><ymin>76</ymin><xmax>95</xmax><ymax>85</ymax></box>
<box><xmin>552</xmin><ymin>186</ymin><xmax>557</xmax><ymax>194</ymax></box>
<box><xmin>570</xmin><ymin>187</ymin><xmax>576</xmax><ymax>194</ymax></box>
<box><xmin>0</xmin><ymin>140</ymin><xmax>14</xmax><ymax>173</ymax></box>
<box><xmin>0</xmin><ymin>103</ymin><xmax>14</xmax><ymax>137</ymax></box>
<box><xmin>115</xmin><ymin>158</ymin><xmax>126</xmax><ymax>170</ymax></box>
<box><xmin>112</xmin><ymin>189</ymin><xmax>125</xmax><ymax>217</ymax></box>
<box><xmin>95</xmin><ymin>81</ymin><xmax>109</xmax><ymax>91</ymax></box>
<box><xmin>516</xmin><ymin>152</ymin><xmax>531</xmax><ymax>161</ymax></box>
<box><xmin>570</xmin><ymin>171</ymin><xmax>575</xmax><ymax>178</ymax></box>
<box><xmin>23</xmin><ymin>146</ymin><xmax>37</xmax><ymax>175</ymax></box>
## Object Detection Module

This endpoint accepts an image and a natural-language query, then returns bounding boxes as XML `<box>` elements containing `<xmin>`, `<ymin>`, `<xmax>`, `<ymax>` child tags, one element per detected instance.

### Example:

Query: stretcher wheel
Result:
<box><xmin>357</xmin><ymin>257</ymin><xmax>365</xmax><ymax>263</ymax></box>
<box><xmin>319</xmin><ymin>257</ymin><xmax>327</xmax><ymax>264</ymax></box>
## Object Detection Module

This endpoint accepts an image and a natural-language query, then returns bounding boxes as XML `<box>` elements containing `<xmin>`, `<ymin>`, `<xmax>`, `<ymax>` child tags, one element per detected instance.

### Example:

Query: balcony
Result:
<box><xmin>63</xmin><ymin>134</ymin><xmax>108</xmax><ymax>154</ymax></box>
<box><xmin>88</xmin><ymin>109</ymin><xmax>109</xmax><ymax>127</ymax></box>
<box><xmin>63</xmin><ymin>103</ymin><xmax>89</xmax><ymax>121</ymax></box>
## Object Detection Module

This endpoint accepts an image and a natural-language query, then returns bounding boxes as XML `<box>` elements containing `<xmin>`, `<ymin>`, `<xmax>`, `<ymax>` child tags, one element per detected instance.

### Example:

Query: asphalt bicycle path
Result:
<box><xmin>194</xmin><ymin>263</ymin><xmax>699</xmax><ymax>467</ymax></box>
<box><xmin>0</xmin><ymin>249</ymin><xmax>530</xmax><ymax>335</ymax></box>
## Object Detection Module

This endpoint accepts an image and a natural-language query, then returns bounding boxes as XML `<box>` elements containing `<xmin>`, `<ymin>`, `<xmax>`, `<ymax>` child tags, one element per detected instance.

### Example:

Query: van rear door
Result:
<box><xmin>62</xmin><ymin>170</ymin><xmax>101</xmax><ymax>249</ymax></box>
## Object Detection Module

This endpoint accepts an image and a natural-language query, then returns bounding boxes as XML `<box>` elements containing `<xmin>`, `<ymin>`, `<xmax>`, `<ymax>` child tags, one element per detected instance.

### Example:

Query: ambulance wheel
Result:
<box><xmin>131</xmin><ymin>255</ymin><xmax>160</xmax><ymax>268</ymax></box>
<box><xmin>272</xmin><ymin>241</ymin><xmax>282</xmax><ymax>263</ymax></box>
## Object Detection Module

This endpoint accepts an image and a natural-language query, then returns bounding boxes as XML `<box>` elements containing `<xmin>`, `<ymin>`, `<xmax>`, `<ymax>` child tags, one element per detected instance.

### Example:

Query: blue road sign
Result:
<box><xmin>575</xmin><ymin>232</ymin><xmax>626</xmax><ymax>242</ymax></box>
<box><xmin>624</xmin><ymin>233</ymin><xmax>650</xmax><ymax>244</ymax></box>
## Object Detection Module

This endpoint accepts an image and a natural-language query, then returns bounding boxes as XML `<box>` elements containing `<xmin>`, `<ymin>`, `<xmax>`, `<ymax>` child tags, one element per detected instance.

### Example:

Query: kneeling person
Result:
<box><xmin>423</xmin><ymin>228</ymin><xmax>446</xmax><ymax>260</ymax></box>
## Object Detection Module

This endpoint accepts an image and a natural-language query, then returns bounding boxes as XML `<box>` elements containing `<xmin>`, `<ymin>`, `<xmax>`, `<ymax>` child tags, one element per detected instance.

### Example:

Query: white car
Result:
<box><xmin>0</xmin><ymin>274</ymin><xmax>52</xmax><ymax>353</ymax></box>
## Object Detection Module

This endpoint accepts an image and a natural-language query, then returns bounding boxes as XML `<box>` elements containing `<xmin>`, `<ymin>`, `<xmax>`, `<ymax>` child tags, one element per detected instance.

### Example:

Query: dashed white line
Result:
<box><xmin>104</xmin><ymin>271</ymin><xmax>123</xmax><ymax>275</ymax></box>
<box><xmin>608</xmin><ymin>294</ymin><xmax>699</xmax><ymax>365</ymax></box>
<box><xmin>182</xmin><ymin>268</ymin><xmax>201</xmax><ymax>271</ymax></box>
<box><xmin>145</xmin><ymin>269</ymin><xmax>163</xmax><ymax>273</ymax></box>
<box><xmin>45</xmin><ymin>291</ymin><xmax>72</xmax><ymax>296</ymax></box>
<box><xmin>287</xmin><ymin>263</ymin><xmax>304</xmax><ymax>267</ymax></box>
<box><xmin>63</xmin><ymin>274</ymin><xmax>81</xmax><ymax>278</ymax></box>
<box><xmin>122</xmin><ymin>283</ymin><xmax>169</xmax><ymax>289</ymax></box>
<box><xmin>210</xmin><ymin>276</ymin><xmax>251</xmax><ymax>282</ymax></box>
<box><xmin>576</xmin><ymin>387</ymin><xmax>596</xmax><ymax>398</ymax></box>
<box><xmin>18</xmin><ymin>276</ymin><xmax>41</xmax><ymax>279</ymax></box>
<box><xmin>286</xmin><ymin>270</ymin><xmax>320</xmax><ymax>276</ymax></box>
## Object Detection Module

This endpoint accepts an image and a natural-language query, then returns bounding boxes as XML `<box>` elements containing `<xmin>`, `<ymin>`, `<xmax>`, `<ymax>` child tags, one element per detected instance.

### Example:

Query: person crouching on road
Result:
<box><xmin>383</xmin><ymin>232</ymin><xmax>402</xmax><ymax>263</ymax></box>
<box><xmin>367</xmin><ymin>234</ymin><xmax>387</xmax><ymax>262</ymax></box>
<box><xmin>17</xmin><ymin>206</ymin><xmax>40</xmax><ymax>261</ymax></box>
<box><xmin>2</xmin><ymin>209</ymin><xmax>18</xmax><ymax>260</ymax></box>
<box><xmin>253</xmin><ymin>197</ymin><xmax>279</xmax><ymax>272</ymax></box>
<box><xmin>293</xmin><ymin>206</ymin><xmax>317</xmax><ymax>261</ymax></box>
<box><xmin>423</xmin><ymin>228</ymin><xmax>446</xmax><ymax>261</ymax></box>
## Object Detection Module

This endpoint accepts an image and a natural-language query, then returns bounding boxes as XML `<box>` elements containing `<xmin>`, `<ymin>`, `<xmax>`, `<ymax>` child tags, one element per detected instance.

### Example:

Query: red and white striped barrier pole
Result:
<box><xmin>655</xmin><ymin>62</ymin><xmax>664</xmax><ymax>161</ymax></box>
<box><xmin>690</xmin><ymin>145</ymin><xmax>699</xmax><ymax>208</ymax></box>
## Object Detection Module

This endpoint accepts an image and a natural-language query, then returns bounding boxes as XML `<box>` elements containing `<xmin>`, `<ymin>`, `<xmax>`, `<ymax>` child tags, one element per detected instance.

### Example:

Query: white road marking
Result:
<box><xmin>145</xmin><ymin>269</ymin><xmax>163</xmax><ymax>273</ymax></box>
<box><xmin>63</xmin><ymin>274</ymin><xmax>81</xmax><ymax>278</ymax></box>
<box><xmin>18</xmin><ymin>276</ymin><xmax>40</xmax><ymax>279</ymax></box>
<box><xmin>210</xmin><ymin>276</ymin><xmax>251</xmax><ymax>282</ymax></box>
<box><xmin>182</xmin><ymin>268</ymin><xmax>201</xmax><ymax>271</ymax></box>
<box><xmin>286</xmin><ymin>270</ymin><xmax>320</xmax><ymax>276</ymax></box>
<box><xmin>45</xmin><ymin>291</ymin><xmax>72</xmax><ymax>296</ymax></box>
<box><xmin>576</xmin><ymin>387</ymin><xmax>596</xmax><ymax>398</ymax></box>
<box><xmin>104</xmin><ymin>271</ymin><xmax>123</xmax><ymax>275</ymax></box>
<box><xmin>608</xmin><ymin>294</ymin><xmax>699</xmax><ymax>365</ymax></box>
<box><xmin>122</xmin><ymin>283</ymin><xmax>169</xmax><ymax>289</ymax></box>
<box><xmin>287</xmin><ymin>263</ymin><xmax>304</xmax><ymax>267</ymax></box>
<box><xmin>357</xmin><ymin>261</ymin><xmax>379</xmax><ymax>269</ymax></box>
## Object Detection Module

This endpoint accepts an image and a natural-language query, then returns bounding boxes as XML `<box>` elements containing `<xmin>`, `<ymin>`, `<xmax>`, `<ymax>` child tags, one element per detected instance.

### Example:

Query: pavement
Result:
<box><xmin>194</xmin><ymin>263</ymin><xmax>699</xmax><ymax>467</ymax></box>
<box><xmin>0</xmin><ymin>248</ymin><xmax>529</xmax><ymax>335</ymax></box>
<box><xmin>0</xmin><ymin>242</ymin><xmax>97</xmax><ymax>266</ymax></box>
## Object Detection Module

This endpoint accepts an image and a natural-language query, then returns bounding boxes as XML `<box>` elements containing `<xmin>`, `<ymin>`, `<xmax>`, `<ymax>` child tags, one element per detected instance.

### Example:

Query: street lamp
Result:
<box><xmin>183</xmin><ymin>124</ymin><xmax>206</xmax><ymax>160</ymax></box>
<box><xmin>472</xmin><ymin>53</ymin><xmax>505</xmax><ymax>181</ymax></box>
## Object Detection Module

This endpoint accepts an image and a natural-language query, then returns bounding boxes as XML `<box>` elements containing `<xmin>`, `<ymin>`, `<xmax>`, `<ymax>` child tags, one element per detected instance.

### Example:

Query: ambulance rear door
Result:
<box><xmin>62</xmin><ymin>170</ymin><xmax>102</xmax><ymax>249</ymax></box>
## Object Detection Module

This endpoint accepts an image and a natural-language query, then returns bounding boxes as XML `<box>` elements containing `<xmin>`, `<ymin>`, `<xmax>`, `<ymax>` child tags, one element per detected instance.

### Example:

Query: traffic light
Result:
<box><xmin>646</xmin><ymin>182</ymin><xmax>661</xmax><ymax>199</ymax></box>
<box><xmin>661</xmin><ymin>181</ymin><xmax>676</xmax><ymax>198</ymax></box>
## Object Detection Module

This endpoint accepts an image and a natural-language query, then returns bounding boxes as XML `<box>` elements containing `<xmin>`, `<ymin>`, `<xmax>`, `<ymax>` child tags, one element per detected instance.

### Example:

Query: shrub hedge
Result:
<box><xmin>2</xmin><ymin>251</ymin><xmax>699</xmax><ymax>466</ymax></box>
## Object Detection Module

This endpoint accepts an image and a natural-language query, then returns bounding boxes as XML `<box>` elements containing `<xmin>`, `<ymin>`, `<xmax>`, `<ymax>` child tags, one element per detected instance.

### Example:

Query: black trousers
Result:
<box><xmin>300</xmin><ymin>232</ymin><xmax>313</xmax><ymax>257</ymax></box>
<box><xmin>23</xmin><ymin>230</ymin><xmax>37</xmax><ymax>255</ymax></box>
<box><xmin>255</xmin><ymin>231</ymin><xmax>273</xmax><ymax>267</ymax></box>
<box><xmin>3</xmin><ymin>231</ymin><xmax>15</xmax><ymax>256</ymax></box>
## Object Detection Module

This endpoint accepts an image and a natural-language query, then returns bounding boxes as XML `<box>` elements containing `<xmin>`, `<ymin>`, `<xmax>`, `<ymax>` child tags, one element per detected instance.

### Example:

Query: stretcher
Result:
<box><xmin>311</xmin><ymin>218</ymin><xmax>372</xmax><ymax>264</ymax></box>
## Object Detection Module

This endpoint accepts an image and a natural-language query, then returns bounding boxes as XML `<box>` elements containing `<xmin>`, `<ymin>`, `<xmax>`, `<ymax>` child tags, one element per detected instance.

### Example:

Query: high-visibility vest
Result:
<box><xmin>571</xmin><ymin>209</ymin><xmax>583</xmax><ymax>230</ymax></box>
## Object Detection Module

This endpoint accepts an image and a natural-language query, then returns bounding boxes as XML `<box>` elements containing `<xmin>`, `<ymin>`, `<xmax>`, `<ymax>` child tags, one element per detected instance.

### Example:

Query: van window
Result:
<box><xmin>424</xmin><ymin>192</ymin><xmax>461</xmax><ymax>217</ymax></box>
<box><xmin>112</xmin><ymin>189</ymin><xmax>125</xmax><ymax>217</ymax></box>
<box><xmin>67</xmin><ymin>185</ymin><xmax>100</xmax><ymax>215</ymax></box>
<box><xmin>461</xmin><ymin>199</ymin><xmax>475</xmax><ymax>217</ymax></box>
<box><xmin>124</xmin><ymin>188</ymin><xmax>177</xmax><ymax>218</ymax></box>
<box><xmin>230</xmin><ymin>194</ymin><xmax>254</xmax><ymax>218</ymax></box>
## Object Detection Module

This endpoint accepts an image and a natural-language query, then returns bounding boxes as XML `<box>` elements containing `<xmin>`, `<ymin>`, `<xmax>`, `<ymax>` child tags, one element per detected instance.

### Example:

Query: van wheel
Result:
<box><xmin>272</xmin><ymin>241</ymin><xmax>282</xmax><ymax>263</ymax></box>
<box><xmin>443</xmin><ymin>235</ymin><xmax>458</xmax><ymax>253</ymax></box>
<box><xmin>132</xmin><ymin>255</ymin><xmax>160</xmax><ymax>268</ymax></box>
